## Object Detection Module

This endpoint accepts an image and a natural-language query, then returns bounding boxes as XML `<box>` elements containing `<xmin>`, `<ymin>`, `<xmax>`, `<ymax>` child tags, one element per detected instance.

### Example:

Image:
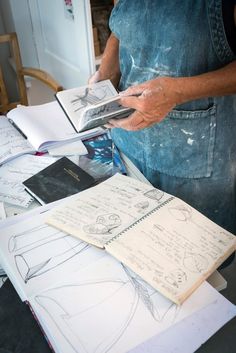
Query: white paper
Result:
<box><xmin>0</xmin><ymin>202</ymin><xmax>6</xmax><ymax>220</ymax></box>
<box><xmin>48</xmin><ymin>139</ymin><xmax>88</xmax><ymax>156</ymax></box>
<box><xmin>0</xmin><ymin>116</ymin><xmax>35</xmax><ymax>165</ymax></box>
<box><xmin>46</xmin><ymin>173</ymin><xmax>236</xmax><ymax>304</ymax></box>
<box><xmin>128</xmin><ymin>294</ymin><xmax>236</xmax><ymax>353</ymax></box>
<box><xmin>0</xmin><ymin>196</ymin><xmax>235</xmax><ymax>353</ymax></box>
<box><xmin>29</xmin><ymin>255</ymin><xmax>223</xmax><ymax>353</ymax></box>
<box><xmin>46</xmin><ymin>173</ymin><xmax>172</xmax><ymax>248</ymax></box>
<box><xmin>7</xmin><ymin>101</ymin><xmax>102</xmax><ymax>151</ymax></box>
<box><xmin>0</xmin><ymin>207</ymin><xmax>104</xmax><ymax>300</ymax></box>
<box><xmin>0</xmin><ymin>155</ymin><xmax>58</xmax><ymax>208</ymax></box>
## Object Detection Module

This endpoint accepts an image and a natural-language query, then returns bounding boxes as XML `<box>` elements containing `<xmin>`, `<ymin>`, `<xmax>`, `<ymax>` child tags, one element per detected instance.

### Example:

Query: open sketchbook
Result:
<box><xmin>0</xmin><ymin>101</ymin><xmax>102</xmax><ymax>165</ymax></box>
<box><xmin>46</xmin><ymin>174</ymin><xmax>236</xmax><ymax>305</ymax></box>
<box><xmin>0</xmin><ymin>202</ymin><xmax>235</xmax><ymax>353</ymax></box>
<box><xmin>55</xmin><ymin>79</ymin><xmax>133</xmax><ymax>132</ymax></box>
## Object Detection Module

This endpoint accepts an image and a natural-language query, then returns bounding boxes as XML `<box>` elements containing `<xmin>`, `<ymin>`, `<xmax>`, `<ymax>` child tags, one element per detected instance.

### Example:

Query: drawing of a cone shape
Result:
<box><xmin>36</xmin><ymin>279</ymin><xmax>138</xmax><ymax>353</ymax></box>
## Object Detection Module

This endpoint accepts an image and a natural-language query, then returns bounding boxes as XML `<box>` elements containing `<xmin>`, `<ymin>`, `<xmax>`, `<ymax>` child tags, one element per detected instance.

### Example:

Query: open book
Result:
<box><xmin>0</xmin><ymin>101</ymin><xmax>102</xmax><ymax>165</ymax></box>
<box><xmin>46</xmin><ymin>173</ymin><xmax>236</xmax><ymax>305</ymax></box>
<box><xmin>55</xmin><ymin>79</ymin><xmax>133</xmax><ymax>132</ymax></box>
<box><xmin>0</xmin><ymin>199</ymin><xmax>235</xmax><ymax>353</ymax></box>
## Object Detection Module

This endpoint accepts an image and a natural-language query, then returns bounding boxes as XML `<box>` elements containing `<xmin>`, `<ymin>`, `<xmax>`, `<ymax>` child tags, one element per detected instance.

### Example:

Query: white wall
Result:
<box><xmin>0</xmin><ymin>0</ymin><xmax>18</xmax><ymax>101</ymax></box>
<box><xmin>5</xmin><ymin>0</ymin><xmax>39</xmax><ymax>67</ymax></box>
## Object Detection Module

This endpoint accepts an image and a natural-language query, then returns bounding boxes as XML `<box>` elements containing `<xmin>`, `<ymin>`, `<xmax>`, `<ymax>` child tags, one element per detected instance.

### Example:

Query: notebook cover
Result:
<box><xmin>23</xmin><ymin>157</ymin><xmax>95</xmax><ymax>204</ymax></box>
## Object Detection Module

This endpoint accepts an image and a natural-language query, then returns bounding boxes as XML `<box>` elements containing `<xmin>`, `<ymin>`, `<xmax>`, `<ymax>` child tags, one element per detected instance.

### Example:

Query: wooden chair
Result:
<box><xmin>0</xmin><ymin>32</ymin><xmax>63</xmax><ymax>114</ymax></box>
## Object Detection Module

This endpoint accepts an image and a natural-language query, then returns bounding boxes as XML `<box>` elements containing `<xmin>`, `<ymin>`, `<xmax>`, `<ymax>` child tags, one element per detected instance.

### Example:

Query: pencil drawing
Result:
<box><xmin>83</xmin><ymin>213</ymin><xmax>121</xmax><ymax>235</ymax></box>
<box><xmin>35</xmin><ymin>262</ymin><xmax>179</xmax><ymax>353</ymax></box>
<box><xmin>8</xmin><ymin>224</ymin><xmax>90</xmax><ymax>283</ymax></box>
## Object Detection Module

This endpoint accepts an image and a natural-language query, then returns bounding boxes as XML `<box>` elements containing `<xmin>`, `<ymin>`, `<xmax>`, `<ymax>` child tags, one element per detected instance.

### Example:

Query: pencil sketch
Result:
<box><xmin>8</xmin><ymin>224</ymin><xmax>90</xmax><ymax>283</ymax></box>
<box><xmin>83</xmin><ymin>213</ymin><xmax>121</xmax><ymax>235</ymax></box>
<box><xmin>71</xmin><ymin>83</ymin><xmax>114</xmax><ymax>113</ymax></box>
<box><xmin>144</xmin><ymin>189</ymin><xmax>164</xmax><ymax>202</ymax></box>
<box><xmin>183</xmin><ymin>252</ymin><xmax>209</xmax><ymax>273</ymax></box>
<box><xmin>134</xmin><ymin>200</ymin><xmax>150</xmax><ymax>213</ymax></box>
<box><xmin>164</xmin><ymin>269</ymin><xmax>187</xmax><ymax>288</ymax></box>
<box><xmin>167</xmin><ymin>203</ymin><xmax>215</xmax><ymax>273</ymax></box>
<box><xmin>35</xmin><ymin>261</ymin><xmax>179</xmax><ymax>353</ymax></box>
<box><xmin>168</xmin><ymin>204</ymin><xmax>192</xmax><ymax>221</ymax></box>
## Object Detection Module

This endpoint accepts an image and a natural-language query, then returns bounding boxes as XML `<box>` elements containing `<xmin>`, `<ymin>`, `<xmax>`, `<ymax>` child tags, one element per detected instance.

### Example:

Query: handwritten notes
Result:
<box><xmin>46</xmin><ymin>174</ymin><xmax>236</xmax><ymax>304</ymax></box>
<box><xmin>0</xmin><ymin>155</ymin><xmax>58</xmax><ymax>207</ymax></box>
<box><xmin>106</xmin><ymin>197</ymin><xmax>236</xmax><ymax>303</ymax></box>
<box><xmin>46</xmin><ymin>173</ymin><xmax>171</xmax><ymax>248</ymax></box>
<box><xmin>0</xmin><ymin>117</ymin><xmax>35</xmax><ymax>165</ymax></box>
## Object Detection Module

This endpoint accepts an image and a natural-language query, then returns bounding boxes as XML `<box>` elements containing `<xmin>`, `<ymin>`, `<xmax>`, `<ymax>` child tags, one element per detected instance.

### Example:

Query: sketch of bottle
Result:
<box><xmin>9</xmin><ymin>225</ymin><xmax>89</xmax><ymax>283</ymax></box>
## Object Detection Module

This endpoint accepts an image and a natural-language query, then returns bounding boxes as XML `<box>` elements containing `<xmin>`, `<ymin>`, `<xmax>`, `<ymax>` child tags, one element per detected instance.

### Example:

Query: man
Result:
<box><xmin>90</xmin><ymin>0</ymin><xmax>236</xmax><ymax>247</ymax></box>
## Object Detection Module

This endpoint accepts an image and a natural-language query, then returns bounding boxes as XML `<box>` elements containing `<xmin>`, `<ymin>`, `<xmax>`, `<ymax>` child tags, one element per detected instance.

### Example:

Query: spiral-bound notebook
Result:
<box><xmin>46</xmin><ymin>173</ymin><xmax>236</xmax><ymax>305</ymax></box>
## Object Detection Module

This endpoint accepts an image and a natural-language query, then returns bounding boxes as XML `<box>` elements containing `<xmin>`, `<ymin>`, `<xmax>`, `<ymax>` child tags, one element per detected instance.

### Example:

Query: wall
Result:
<box><xmin>0</xmin><ymin>0</ymin><xmax>18</xmax><ymax>101</ymax></box>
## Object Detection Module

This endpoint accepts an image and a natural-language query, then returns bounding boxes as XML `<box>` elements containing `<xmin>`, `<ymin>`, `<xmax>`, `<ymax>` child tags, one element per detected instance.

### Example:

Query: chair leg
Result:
<box><xmin>0</xmin><ymin>66</ymin><xmax>9</xmax><ymax>114</ymax></box>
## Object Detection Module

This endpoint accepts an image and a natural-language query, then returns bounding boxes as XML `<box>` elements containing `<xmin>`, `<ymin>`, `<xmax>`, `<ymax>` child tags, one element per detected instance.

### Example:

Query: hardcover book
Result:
<box><xmin>55</xmin><ymin>79</ymin><xmax>133</xmax><ymax>132</ymax></box>
<box><xmin>46</xmin><ymin>173</ymin><xmax>236</xmax><ymax>305</ymax></box>
<box><xmin>23</xmin><ymin>156</ymin><xmax>95</xmax><ymax>204</ymax></box>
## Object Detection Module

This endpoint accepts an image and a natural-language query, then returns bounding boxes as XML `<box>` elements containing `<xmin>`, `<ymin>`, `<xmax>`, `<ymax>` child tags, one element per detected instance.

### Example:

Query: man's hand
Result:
<box><xmin>88</xmin><ymin>71</ymin><xmax>101</xmax><ymax>85</ymax></box>
<box><xmin>109</xmin><ymin>77</ymin><xmax>180</xmax><ymax>131</ymax></box>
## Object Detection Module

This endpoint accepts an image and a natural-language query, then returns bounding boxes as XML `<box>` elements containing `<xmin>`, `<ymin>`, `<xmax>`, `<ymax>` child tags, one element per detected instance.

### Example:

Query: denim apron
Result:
<box><xmin>109</xmin><ymin>0</ymin><xmax>236</xmax><ymax>235</ymax></box>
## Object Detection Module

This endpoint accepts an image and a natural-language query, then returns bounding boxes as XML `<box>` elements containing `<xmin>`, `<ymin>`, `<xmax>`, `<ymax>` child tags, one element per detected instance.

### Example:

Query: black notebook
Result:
<box><xmin>23</xmin><ymin>157</ymin><xmax>95</xmax><ymax>205</ymax></box>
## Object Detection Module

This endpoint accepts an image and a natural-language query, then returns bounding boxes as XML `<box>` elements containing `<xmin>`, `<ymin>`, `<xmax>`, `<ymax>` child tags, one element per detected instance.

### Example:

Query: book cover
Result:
<box><xmin>23</xmin><ymin>156</ymin><xmax>95</xmax><ymax>204</ymax></box>
<box><xmin>55</xmin><ymin>80</ymin><xmax>133</xmax><ymax>133</ymax></box>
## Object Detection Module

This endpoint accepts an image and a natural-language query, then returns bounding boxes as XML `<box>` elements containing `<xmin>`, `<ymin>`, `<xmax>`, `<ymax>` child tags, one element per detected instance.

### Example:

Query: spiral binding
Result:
<box><xmin>105</xmin><ymin>196</ymin><xmax>174</xmax><ymax>245</ymax></box>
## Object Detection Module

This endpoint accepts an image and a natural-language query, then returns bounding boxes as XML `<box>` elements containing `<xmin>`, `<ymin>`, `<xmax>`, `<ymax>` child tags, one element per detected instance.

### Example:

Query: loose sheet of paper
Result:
<box><xmin>128</xmin><ymin>294</ymin><xmax>236</xmax><ymax>353</ymax></box>
<box><xmin>0</xmin><ymin>154</ymin><xmax>58</xmax><ymax>207</ymax></box>
<box><xmin>0</xmin><ymin>207</ymin><xmax>104</xmax><ymax>300</ymax></box>
<box><xmin>29</xmin><ymin>255</ymin><xmax>224</xmax><ymax>353</ymax></box>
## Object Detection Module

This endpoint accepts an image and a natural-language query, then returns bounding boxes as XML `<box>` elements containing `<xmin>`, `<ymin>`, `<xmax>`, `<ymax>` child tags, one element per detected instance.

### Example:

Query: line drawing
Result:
<box><xmin>8</xmin><ymin>224</ymin><xmax>90</xmax><ymax>283</ymax></box>
<box><xmin>35</xmin><ymin>262</ymin><xmax>179</xmax><ymax>353</ymax></box>
<box><xmin>144</xmin><ymin>189</ymin><xmax>164</xmax><ymax>202</ymax></box>
<box><xmin>83</xmin><ymin>213</ymin><xmax>122</xmax><ymax>235</ymax></box>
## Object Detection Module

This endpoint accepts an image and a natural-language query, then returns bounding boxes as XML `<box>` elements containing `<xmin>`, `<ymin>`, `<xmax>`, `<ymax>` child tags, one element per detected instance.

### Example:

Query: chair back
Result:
<box><xmin>0</xmin><ymin>32</ymin><xmax>63</xmax><ymax>115</ymax></box>
<box><xmin>0</xmin><ymin>32</ymin><xmax>28</xmax><ymax>114</ymax></box>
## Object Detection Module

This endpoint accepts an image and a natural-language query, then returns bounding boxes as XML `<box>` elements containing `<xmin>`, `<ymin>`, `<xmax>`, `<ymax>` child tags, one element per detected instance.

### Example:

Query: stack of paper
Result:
<box><xmin>0</xmin><ymin>187</ymin><xmax>235</xmax><ymax>353</ymax></box>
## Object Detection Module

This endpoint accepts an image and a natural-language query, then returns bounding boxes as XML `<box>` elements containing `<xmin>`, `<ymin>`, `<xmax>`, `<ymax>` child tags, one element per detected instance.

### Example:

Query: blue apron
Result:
<box><xmin>109</xmin><ymin>0</ymin><xmax>236</xmax><ymax>235</ymax></box>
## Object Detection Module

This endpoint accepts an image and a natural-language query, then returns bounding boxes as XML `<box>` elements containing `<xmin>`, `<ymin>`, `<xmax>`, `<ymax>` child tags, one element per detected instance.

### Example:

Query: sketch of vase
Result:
<box><xmin>8</xmin><ymin>224</ymin><xmax>90</xmax><ymax>283</ymax></box>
